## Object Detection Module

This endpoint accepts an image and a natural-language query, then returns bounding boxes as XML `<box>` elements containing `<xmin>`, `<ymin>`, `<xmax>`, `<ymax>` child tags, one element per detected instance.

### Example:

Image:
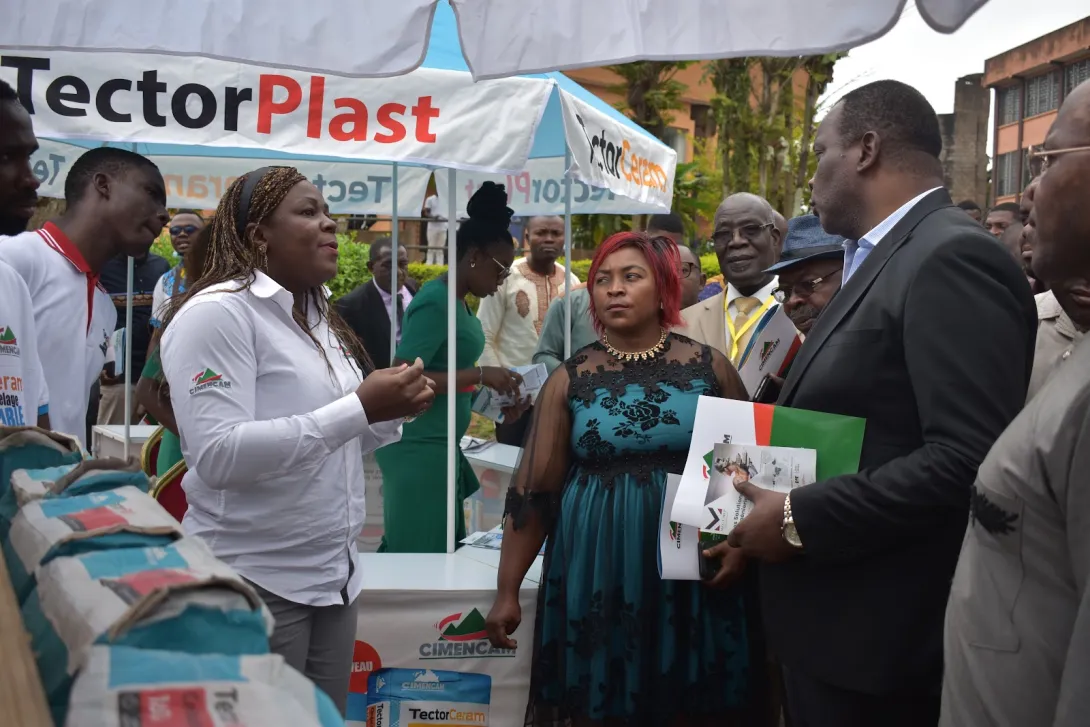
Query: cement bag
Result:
<box><xmin>67</xmin><ymin>645</ymin><xmax>345</xmax><ymax>727</ymax></box>
<box><xmin>366</xmin><ymin>668</ymin><xmax>492</xmax><ymax>727</ymax></box>
<box><xmin>0</xmin><ymin>426</ymin><xmax>82</xmax><ymax>522</ymax></box>
<box><xmin>2</xmin><ymin>457</ymin><xmax>150</xmax><ymax>540</ymax></box>
<box><xmin>5</xmin><ymin>485</ymin><xmax>184</xmax><ymax>604</ymax></box>
<box><xmin>22</xmin><ymin>537</ymin><xmax>273</xmax><ymax>726</ymax></box>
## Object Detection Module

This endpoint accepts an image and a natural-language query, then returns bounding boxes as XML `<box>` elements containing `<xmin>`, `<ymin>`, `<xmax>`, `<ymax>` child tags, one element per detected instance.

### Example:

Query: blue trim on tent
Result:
<box><xmin>59</xmin><ymin>1</ymin><xmax>662</xmax><ymax>166</ymax></box>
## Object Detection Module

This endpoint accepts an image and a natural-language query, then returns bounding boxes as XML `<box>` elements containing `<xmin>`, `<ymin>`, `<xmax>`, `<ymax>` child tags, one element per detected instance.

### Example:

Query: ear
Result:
<box><xmin>699</xmin><ymin>272</ymin><xmax>707</xmax><ymax>287</ymax></box>
<box><xmin>857</xmin><ymin>130</ymin><xmax>880</xmax><ymax>173</ymax></box>
<box><xmin>246</xmin><ymin>221</ymin><xmax>266</xmax><ymax>248</ymax></box>
<box><xmin>770</xmin><ymin>223</ymin><xmax>784</xmax><ymax>257</ymax></box>
<box><xmin>92</xmin><ymin>172</ymin><xmax>111</xmax><ymax>201</ymax></box>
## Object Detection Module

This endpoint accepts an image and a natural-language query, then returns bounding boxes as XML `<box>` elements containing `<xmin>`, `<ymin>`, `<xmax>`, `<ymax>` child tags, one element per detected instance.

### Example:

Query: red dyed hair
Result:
<box><xmin>587</xmin><ymin>231</ymin><xmax>683</xmax><ymax>336</ymax></box>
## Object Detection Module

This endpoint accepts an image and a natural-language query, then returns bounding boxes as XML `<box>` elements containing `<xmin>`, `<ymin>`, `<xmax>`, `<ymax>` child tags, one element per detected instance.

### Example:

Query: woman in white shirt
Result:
<box><xmin>160</xmin><ymin>166</ymin><xmax>433</xmax><ymax>714</ymax></box>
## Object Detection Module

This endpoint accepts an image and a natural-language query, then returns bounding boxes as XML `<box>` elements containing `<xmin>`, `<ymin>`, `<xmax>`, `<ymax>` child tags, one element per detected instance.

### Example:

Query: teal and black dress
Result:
<box><xmin>506</xmin><ymin>333</ymin><xmax>751</xmax><ymax>726</ymax></box>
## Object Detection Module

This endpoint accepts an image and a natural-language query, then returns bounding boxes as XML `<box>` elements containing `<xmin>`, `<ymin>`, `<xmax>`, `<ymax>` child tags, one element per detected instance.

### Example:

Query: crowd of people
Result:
<box><xmin>2</xmin><ymin>69</ymin><xmax>1089</xmax><ymax>727</ymax></box>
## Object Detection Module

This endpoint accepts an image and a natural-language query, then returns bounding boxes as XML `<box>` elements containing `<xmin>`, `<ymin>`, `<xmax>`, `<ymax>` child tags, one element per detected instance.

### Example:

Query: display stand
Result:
<box><xmin>348</xmin><ymin>551</ymin><xmax>543</xmax><ymax>726</ymax></box>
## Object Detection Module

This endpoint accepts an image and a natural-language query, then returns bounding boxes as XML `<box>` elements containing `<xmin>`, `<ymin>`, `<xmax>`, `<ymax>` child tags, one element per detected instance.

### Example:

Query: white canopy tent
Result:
<box><xmin>0</xmin><ymin>0</ymin><xmax>992</xmax><ymax>80</ymax></box>
<box><xmin>3</xmin><ymin>3</ymin><xmax>678</xmax><ymax>552</ymax></box>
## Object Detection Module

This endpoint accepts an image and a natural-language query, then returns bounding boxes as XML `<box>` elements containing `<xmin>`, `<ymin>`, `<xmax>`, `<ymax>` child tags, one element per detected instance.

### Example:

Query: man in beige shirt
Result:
<box><xmin>1028</xmin><ymin>282</ymin><xmax>1089</xmax><ymax>400</ymax></box>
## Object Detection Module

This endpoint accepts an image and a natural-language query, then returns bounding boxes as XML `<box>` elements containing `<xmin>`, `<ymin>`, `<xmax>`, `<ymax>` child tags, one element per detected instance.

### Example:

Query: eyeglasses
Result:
<box><xmin>711</xmin><ymin>223</ymin><xmax>774</xmax><ymax>249</ymax></box>
<box><xmin>678</xmin><ymin>262</ymin><xmax>698</xmax><ymax>279</ymax></box>
<box><xmin>772</xmin><ymin>269</ymin><xmax>842</xmax><ymax>302</ymax></box>
<box><xmin>492</xmin><ymin>257</ymin><xmax>512</xmax><ymax>282</ymax></box>
<box><xmin>170</xmin><ymin>225</ymin><xmax>200</xmax><ymax>236</ymax></box>
<box><xmin>1030</xmin><ymin>145</ymin><xmax>1090</xmax><ymax>175</ymax></box>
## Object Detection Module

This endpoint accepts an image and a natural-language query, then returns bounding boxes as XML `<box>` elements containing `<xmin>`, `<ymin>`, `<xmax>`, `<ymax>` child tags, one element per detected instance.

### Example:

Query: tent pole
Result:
<box><xmin>122</xmin><ymin>255</ymin><xmax>134</xmax><ymax>460</ymax></box>
<box><xmin>563</xmin><ymin>147</ymin><xmax>573</xmax><ymax>359</ymax></box>
<box><xmin>446</xmin><ymin>170</ymin><xmax>457</xmax><ymax>555</ymax></box>
<box><xmin>124</xmin><ymin>140</ymin><xmax>137</xmax><ymax>461</ymax></box>
<box><xmin>390</xmin><ymin>163</ymin><xmax>399</xmax><ymax>366</ymax></box>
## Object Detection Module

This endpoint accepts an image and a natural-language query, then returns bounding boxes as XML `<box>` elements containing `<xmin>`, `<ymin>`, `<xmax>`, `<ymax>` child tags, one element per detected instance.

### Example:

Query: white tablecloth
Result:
<box><xmin>349</xmin><ymin>549</ymin><xmax>542</xmax><ymax>726</ymax></box>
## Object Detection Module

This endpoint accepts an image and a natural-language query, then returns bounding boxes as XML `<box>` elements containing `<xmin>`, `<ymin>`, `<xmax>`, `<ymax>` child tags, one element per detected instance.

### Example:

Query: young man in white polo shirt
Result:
<box><xmin>0</xmin><ymin>146</ymin><xmax>168</xmax><ymax>448</ymax></box>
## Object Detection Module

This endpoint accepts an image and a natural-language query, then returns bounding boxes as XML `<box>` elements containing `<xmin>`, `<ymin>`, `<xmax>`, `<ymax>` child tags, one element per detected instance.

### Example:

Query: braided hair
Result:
<box><xmin>160</xmin><ymin>166</ymin><xmax>373</xmax><ymax>377</ymax></box>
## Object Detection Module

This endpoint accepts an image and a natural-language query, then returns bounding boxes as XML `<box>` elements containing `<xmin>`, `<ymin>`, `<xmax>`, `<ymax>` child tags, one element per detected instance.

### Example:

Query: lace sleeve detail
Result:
<box><xmin>707</xmin><ymin>345</ymin><xmax>749</xmax><ymax>401</ymax></box>
<box><xmin>503</xmin><ymin>364</ymin><xmax>573</xmax><ymax>532</ymax></box>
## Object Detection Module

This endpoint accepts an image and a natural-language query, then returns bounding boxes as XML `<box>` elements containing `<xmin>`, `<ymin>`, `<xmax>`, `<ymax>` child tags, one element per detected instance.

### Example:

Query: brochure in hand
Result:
<box><xmin>471</xmin><ymin>363</ymin><xmax>548</xmax><ymax>423</ymax></box>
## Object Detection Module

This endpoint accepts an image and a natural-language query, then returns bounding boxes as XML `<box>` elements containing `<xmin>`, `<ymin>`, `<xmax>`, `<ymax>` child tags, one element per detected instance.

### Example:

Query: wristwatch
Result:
<box><xmin>782</xmin><ymin>492</ymin><xmax>803</xmax><ymax>549</ymax></box>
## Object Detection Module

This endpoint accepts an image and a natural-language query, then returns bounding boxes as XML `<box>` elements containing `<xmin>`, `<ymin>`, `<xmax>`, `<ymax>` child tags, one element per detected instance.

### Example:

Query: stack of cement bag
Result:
<box><xmin>0</xmin><ymin>426</ymin><xmax>346</xmax><ymax>727</ymax></box>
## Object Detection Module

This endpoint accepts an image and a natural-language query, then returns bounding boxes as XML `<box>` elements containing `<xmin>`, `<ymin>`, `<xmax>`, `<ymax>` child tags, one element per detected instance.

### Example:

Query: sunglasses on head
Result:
<box><xmin>170</xmin><ymin>225</ymin><xmax>200</xmax><ymax>236</ymax></box>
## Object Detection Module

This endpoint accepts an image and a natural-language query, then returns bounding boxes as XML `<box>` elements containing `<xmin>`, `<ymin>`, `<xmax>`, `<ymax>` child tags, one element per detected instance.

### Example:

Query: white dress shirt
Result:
<box><xmin>725</xmin><ymin>278</ymin><xmax>778</xmax><ymax>319</ymax></box>
<box><xmin>373</xmin><ymin>279</ymin><xmax>413</xmax><ymax>346</ymax></box>
<box><xmin>844</xmin><ymin>187</ymin><xmax>943</xmax><ymax>283</ymax></box>
<box><xmin>161</xmin><ymin>271</ymin><xmax>401</xmax><ymax>606</ymax></box>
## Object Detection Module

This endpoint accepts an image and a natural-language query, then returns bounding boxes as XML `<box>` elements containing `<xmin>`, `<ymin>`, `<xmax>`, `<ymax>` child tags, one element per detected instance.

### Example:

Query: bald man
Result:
<box><xmin>680</xmin><ymin>193</ymin><xmax>783</xmax><ymax>365</ymax></box>
<box><xmin>942</xmin><ymin>77</ymin><xmax>1090</xmax><ymax>727</ymax></box>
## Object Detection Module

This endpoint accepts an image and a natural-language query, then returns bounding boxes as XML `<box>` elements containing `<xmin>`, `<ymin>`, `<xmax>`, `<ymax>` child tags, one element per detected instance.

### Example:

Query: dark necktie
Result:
<box><xmin>394</xmin><ymin>291</ymin><xmax>405</xmax><ymax>339</ymax></box>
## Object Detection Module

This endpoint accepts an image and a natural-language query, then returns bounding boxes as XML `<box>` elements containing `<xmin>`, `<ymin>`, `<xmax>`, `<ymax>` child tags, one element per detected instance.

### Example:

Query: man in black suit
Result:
<box><xmin>725</xmin><ymin>80</ymin><xmax>1037</xmax><ymax>727</ymax></box>
<box><xmin>336</xmin><ymin>237</ymin><xmax>417</xmax><ymax>367</ymax></box>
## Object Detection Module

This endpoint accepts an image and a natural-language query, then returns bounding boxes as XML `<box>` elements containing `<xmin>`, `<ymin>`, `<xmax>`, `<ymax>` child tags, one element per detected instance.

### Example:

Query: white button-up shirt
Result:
<box><xmin>161</xmin><ymin>271</ymin><xmax>401</xmax><ymax>606</ymax></box>
<box><xmin>843</xmin><ymin>186</ymin><xmax>943</xmax><ymax>283</ymax></box>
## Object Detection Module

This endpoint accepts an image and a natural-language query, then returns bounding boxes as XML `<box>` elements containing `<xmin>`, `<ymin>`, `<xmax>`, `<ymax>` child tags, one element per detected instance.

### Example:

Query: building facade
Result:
<box><xmin>937</xmin><ymin>74</ymin><xmax>991</xmax><ymax>207</ymax></box>
<box><xmin>983</xmin><ymin>17</ymin><xmax>1090</xmax><ymax>203</ymax></box>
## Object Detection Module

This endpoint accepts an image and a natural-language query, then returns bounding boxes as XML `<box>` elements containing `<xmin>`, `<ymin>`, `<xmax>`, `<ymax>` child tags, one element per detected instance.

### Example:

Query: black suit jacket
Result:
<box><xmin>766</xmin><ymin>189</ymin><xmax>1037</xmax><ymax>696</ymax></box>
<box><xmin>336</xmin><ymin>279</ymin><xmax>418</xmax><ymax>368</ymax></box>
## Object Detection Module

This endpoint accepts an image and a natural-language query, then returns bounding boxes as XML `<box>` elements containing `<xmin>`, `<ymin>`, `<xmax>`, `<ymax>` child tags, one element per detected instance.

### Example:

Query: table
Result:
<box><xmin>460</xmin><ymin>437</ymin><xmax>521</xmax><ymax>474</ymax></box>
<box><xmin>359</xmin><ymin>438</ymin><xmax>522</xmax><ymax>552</ymax></box>
<box><xmin>90</xmin><ymin>424</ymin><xmax>158</xmax><ymax>460</ymax></box>
<box><xmin>348</xmin><ymin>551</ymin><xmax>542</xmax><ymax>726</ymax></box>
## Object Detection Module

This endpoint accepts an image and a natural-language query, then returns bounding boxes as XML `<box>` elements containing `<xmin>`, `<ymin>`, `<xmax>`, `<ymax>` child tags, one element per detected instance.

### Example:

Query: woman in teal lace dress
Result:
<box><xmin>487</xmin><ymin>232</ymin><xmax>752</xmax><ymax>726</ymax></box>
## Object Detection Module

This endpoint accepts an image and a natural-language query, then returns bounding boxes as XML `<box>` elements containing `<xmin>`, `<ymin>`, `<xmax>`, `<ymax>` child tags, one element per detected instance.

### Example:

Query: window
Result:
<box><xmin>997</xmin><ymin>86</ymin><xmax>1021</xmax><ymax>125</ymax></box>
<box><xmin>994</xmin><ymin>151</ymin><xmax>1020</xmax><ymax>198</ymax></box>
<box><xmin>1065</xmin><ymin>58</ymin><xmax>1090</xmax><ymax>96</ymax></box>
<box><xmin>662</xmin><ymin>127</ymin><xmax>688</xmax><ymax>160</ymax></box>
<box><xmin>1025</xmin><ymin>71</ymin><xmax>1060</xmax><ymax>117</ymax></box>
<box><xmin>690</xmin><ymin>104</ymin><xmax>714</xmax><ymax>139</ymax></box>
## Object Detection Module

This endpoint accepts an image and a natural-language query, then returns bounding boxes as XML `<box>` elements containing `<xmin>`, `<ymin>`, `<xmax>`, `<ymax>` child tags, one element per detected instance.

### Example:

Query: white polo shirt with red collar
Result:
<box><xmin>0</xmin><ymin>222</ymin><xmax>116</xmax><ymax>447</ymax></box>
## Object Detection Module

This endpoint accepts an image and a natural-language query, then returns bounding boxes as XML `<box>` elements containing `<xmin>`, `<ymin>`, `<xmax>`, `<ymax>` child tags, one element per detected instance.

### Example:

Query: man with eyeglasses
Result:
<box><xmin>150</xmin><ymin>210</ymin><xmax>205</xmax><ymax>331</ymax></box>
<box><xmin>681</xmin><ymin>193</ymin><xmax>783</xmax><ymax>365</ymax></box>
<box><xmin>942</xmin><ymin>78</ymin><xmax>1090</xmax><ymax>727</ymax></box>
<box><xmin>765</xmin><ymin>215</ymin><xmax>845</xmax><ymax>337</ymax></box>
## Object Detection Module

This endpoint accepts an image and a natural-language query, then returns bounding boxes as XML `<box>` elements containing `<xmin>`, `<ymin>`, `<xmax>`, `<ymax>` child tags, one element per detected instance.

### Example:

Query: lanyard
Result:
<box><xmin>724</xmin><ymin>295</ymin><xmax>775</xmax><ymax>360</ymax></box>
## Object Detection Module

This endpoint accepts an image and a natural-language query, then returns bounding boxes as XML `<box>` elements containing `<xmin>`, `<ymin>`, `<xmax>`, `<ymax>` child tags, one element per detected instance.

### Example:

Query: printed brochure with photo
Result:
<box><xmin>702</xmin><ymin>443</ymin><xmax>816</xmax><ymax>534</ymax></box>
<box><xmin>471</xmin><ymin>363</ymin><xmax>548</xmax><ymax>423</ymax></box>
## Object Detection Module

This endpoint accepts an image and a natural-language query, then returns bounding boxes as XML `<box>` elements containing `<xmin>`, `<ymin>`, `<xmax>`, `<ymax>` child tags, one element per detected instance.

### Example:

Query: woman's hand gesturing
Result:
<box><xmin>355</xmin><ymin>358</ymin><xmax>435</xmax><ymax>423</ymax></box>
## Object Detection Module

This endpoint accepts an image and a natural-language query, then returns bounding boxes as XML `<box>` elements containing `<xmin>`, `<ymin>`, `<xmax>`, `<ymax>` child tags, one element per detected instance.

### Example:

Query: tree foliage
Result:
<box><xmin>708</xmin><ymin>53</ymin><xmax>843</xmax><ymax>217</ymax></box>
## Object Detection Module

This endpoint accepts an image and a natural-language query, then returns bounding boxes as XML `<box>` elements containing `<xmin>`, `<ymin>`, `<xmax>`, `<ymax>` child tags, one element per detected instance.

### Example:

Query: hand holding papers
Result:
<box><xmin>658</xmin><ymin>397</ymin><xmax>866</xmax><ymax>577</ymax></box>
<box><xmin>471</xmin><ymin>363</ymin><xmax>548</xmax><ymax>422</ymax></box>
<box><xmin>704</xmin><ymin>443</ymin><xmax>816</xmax><ymax>534</ymax></box>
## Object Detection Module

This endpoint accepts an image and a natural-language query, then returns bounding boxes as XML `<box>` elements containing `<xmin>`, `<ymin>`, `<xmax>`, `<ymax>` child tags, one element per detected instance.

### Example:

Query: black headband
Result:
<box><xmin>235</xmin><ymin>166</ymin><xmax>274</xmax><ymax>241</ymax></box>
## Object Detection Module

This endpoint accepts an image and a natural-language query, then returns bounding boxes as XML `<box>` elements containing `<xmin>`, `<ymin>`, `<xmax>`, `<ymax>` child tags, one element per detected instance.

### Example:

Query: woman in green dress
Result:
<box><xmin>377</xmin><ymin>182</ymin><xmax>526</xmax><ymax>553</ymax></box>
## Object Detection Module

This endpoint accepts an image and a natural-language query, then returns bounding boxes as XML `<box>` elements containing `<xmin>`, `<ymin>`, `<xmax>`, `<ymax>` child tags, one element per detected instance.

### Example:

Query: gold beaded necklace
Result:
<box><xmin>603</xmin><ymin>328</ymin><xmax>669</xmax><ymax>362</ymax></box>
